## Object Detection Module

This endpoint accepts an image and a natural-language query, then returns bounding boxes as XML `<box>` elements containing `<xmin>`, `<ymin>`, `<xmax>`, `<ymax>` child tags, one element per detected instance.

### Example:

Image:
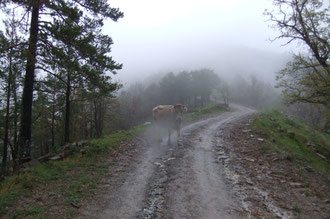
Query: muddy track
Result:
<box><xmin>80</xmin><ymin>105</ymin><xmax>256</xmax><ymax>218</ymax></box>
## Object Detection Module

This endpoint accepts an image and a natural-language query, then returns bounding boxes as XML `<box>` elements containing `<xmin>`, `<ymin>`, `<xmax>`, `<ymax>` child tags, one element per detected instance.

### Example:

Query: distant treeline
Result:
<box><xmin>117</xmin><ymin>69</ymin><xmax>280</xmax><ymax>129</ymax></box>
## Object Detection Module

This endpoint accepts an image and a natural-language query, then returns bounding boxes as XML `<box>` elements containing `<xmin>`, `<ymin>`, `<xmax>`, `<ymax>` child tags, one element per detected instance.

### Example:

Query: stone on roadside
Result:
<box><xmin>289</xmin><ymin>182</ymin><xmax>303</xmax><ymax>187</ymax></box>
<box><xmin>218</xmin><ymin>155</ymin><xmax>229</xmax><ymax>160</ymax></box>
<box><xmin>242</xmin><ymin>129</ymin><xmax>252</xmax><ymax>133</ymax></box>
<box><xmin>257</xmin><ymin>138</ymin><xmax>264</xmax><ymax>142</ymax></box>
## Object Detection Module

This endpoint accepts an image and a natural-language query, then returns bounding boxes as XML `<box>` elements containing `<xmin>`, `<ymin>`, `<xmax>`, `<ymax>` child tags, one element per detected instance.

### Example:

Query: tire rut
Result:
<box><xmin>140</xmin><ymin>105</ymin><xmax>255</xmax><ymax>219</ymax></box>
<box><xmin>80</xmin><ymin>105</ymin><xmax>255</xmax><ymax>219</ymax></box>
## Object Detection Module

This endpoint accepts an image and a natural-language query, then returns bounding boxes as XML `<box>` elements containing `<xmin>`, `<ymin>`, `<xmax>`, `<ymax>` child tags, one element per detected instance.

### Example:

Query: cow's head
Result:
<box><xmin>173</xmin><ymin>104</ymin><xmax>188</xmax><ymax>123</ymax></box>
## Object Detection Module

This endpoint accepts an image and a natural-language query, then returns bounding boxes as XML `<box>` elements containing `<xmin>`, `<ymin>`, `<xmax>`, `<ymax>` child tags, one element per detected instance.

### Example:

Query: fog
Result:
<box><xmin>103</xmin><ymin>0</ymin><xmax>296</xmax><ymax>85</ymax></box>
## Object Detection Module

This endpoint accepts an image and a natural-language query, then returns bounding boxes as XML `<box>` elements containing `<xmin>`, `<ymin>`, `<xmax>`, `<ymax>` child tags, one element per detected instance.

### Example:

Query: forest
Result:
<box><xmin>0</xmin><ymin>0</ymin><xmax>329</xmax><ymax>177</ymax></box>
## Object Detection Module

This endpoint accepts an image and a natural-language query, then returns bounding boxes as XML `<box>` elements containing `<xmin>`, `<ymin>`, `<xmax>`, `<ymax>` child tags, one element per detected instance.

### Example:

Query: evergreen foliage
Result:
<box><xmin>0</xmin><ymin>0</ymin><xmax>123</xmax><ymax>171</ymax></box>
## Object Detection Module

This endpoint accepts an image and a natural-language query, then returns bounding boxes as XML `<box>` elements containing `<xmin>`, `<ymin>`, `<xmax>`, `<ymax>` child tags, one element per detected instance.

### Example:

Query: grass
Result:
<box><xmin>293</xmin><ymin>204</ymin><xmax>301</xmax><ymax>213</ymax></box>
<box><xmin>0</xmin><ymin>124</ymin><xmax>147</xmax><ymax>218</ymax></box>
<box><xmin>184</xmin><ymin>103</ymin><xmax>229</xmax><ymax>122</ymax></box>
<box><xmin>252</xmin><ymin>110</ymin><xmax>330</xmax><ymax>175</ymax></box>
<box><xmin>12</xmin><ymin>204</ymin><xmax>44</xmax><ymax>219</ymax></box>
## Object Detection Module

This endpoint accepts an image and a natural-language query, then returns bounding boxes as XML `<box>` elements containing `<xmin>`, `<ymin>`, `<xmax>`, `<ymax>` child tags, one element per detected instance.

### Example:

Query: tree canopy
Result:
<box><xmin>0</xmin><ymin>0</ymin><xmax>123</xmax><ymax>161</ymax></box>
<box><xmin>265</xmin><ymin>0</ymin><xmax>330</xmax><ymax>131</ymax></box>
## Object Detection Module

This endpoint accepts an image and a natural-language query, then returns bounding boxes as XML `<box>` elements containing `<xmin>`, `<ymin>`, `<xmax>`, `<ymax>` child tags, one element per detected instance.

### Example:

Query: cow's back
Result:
<box><xmin>152</xmin><ymin>105</ymin><xmax>174</xmax><ymax>121</ymax></box>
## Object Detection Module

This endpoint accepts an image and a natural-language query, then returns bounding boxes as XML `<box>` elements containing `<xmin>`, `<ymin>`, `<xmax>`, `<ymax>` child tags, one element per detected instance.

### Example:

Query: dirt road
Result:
<box><xmin>79</xmin><ymin>105</ymin><xmax>257</xmax><ymax>218</ymax></box>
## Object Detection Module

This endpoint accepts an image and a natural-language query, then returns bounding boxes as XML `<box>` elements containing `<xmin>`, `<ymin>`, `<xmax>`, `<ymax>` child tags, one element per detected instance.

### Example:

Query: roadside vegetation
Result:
<box><xmin>252</xmin><ymin>110</ymin><xmax>330</xmax><ymax>175</ymax></box>
<box><xmin>0</xmin><ymin>125</ymin><xmax>146</xmax><ymax>218</ymax></box>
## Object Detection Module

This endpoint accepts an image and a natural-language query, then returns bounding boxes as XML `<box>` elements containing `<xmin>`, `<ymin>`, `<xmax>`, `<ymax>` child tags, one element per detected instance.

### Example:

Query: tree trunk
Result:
<box><xmin>64</xmin><ymin>71</ymin><xmax>71</xmax><ymax>143</ymax></box>
<box><xmin>2</xmin><ymin>60</ymin><xmax>12</xmax><ymax>174</ymax></box>
<box><xmin>324</xmin><ymin>103</ymin><xmax>330</xmax><ymax>133</ymax></box>
<box><xmin>19</xmin><ymin>1</ymin><xmax>40</xmax><ymax>159</ymax></box>
<box><xmin>93</xmin><ymin>99</ymin><xmax>104</xmax><ymax>138</ymax></box>
<box><xmin>93</xmin><ymin>99</ymin><xmax>98</xmax><ymax>137</ymax></box>
<box><xmin>51</xmin><ymin>83</ymin><xmax>56</xmax><ymax>150</ymax></box>
<box><xmin>51</xmin><ymin>102</ymin><xmax>55</xmax><ymax>150</ymax></box>
<box><xmin>12</xmin><ymin>70</ymin><xmax>18</xmax><ymax>171</ymax></box>
<box><xmin>99</xmin><ymin>101</ymin><xmax>104</xmax><ymax>136</ymax></box>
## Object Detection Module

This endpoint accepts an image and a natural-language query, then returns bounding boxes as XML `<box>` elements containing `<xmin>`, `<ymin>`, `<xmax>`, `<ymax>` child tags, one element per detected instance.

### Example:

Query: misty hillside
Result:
<box><xmin>116</xmin><ymin>46</ymin><xmax>290</xmax><ymax>85</ymax></box>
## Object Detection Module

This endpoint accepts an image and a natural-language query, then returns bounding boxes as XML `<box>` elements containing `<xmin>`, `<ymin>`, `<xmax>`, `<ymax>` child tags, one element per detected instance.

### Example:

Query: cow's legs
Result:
<box><xmin>177</xmin><ymin>128</ymin><xmax>182</xmax><ymax>145</ymax></box>
<box><xmin>153</xmin><ymin>122</ymin><xmax>162</xmax><ymax>142</ymax></box>
<box><xmin>157</xmin><ymin>125</ymin><xmax>162</xmax><ymax>142</ymax></box>
<box><xmin>167</xmin><ymin>129</ymin><xmax>172</xmax><ymax>145</ymax></box>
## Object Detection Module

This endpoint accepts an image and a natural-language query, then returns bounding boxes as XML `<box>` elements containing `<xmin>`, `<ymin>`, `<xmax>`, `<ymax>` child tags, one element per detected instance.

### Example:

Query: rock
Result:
<box><xmin>244</xmin><ymin>158</ymin><xmax>255</xmax><ymax>162</ymax></box>
<box><xmin>304</xmin><ymin>166</ymin><xmax>314</xmax><ymax>172</ymax></box>
<box><xmin>250</xmin><ymin>134</ymin><xmax>254</xmax><ymax>138</ymax></box>
<box><xmin>63</xmin><ymin>143</ymin><xmax>71</xmax><ymax>150</ymax></box>
<box><xmin>76</xmin><ymin>140</ymin><xmax>87</xmax><ymax>147</ymax></box>
<box><xmin>316</xmin><ymin>153</ymin><xmax>327</xmax><ymax>161</ymax></box>
<box><xmin>71</xmin><ymin>202</ymin><xmax>80</xmax><ymax>208</ymax></box>
<box><xmin>257</xmin><ymin>138</ymin><xmax>264</xmax><ymax>142</ymax></box>
<box><xmin>307</xmin><ymin>141</ymin><xmax>316</xmax><ymax>147</ymax></box>
<box><xmin>144</xmin><ymin>122</ymin><xmax>152</xmax><ymax>126</ymax></box>
<box><xmin>218</xmin><ymin>155</ymin><xmax>229</xmax><ymax>160</ymax></box>
<box><xmin>154</xmin><ymin>162</ymin><xmax>164</xmax><ymax>168</ymax></box>
<box><xmin>242</xmin><ymin>129</ymin><xmax>252</xmax><ymax>133</ymax></box>
<box><xmin>48</xmin><ymin>192</ymin><xmax>56</xmax><ymax>197</ymax></box>
<box><xmin>245</xmin><ymin>178</ymin><xmax>254</xmax><ymax>185</ymax></box>
<box><xmin>37</xmin><ymin>154</ymin><xmax>51</xmax><ymax>162</ymax></box>
<box><xmin>143</xmin><ymin>208</ymin><xmax>152</xmax><ymax>215</ymax></box>
<box><xmin>49</xmin><ymin>153</ymin><xmax>65</xmax><ymax>161</ymax></box>
<box><xmin>49</xmin><ymin>155</ymin><xmax>61</xmax><ymax>161</ymax></box>
<box><xmin>289</xmin><ymin>182</ymin><xmax>303</xmax><ymax>187</ymax></box>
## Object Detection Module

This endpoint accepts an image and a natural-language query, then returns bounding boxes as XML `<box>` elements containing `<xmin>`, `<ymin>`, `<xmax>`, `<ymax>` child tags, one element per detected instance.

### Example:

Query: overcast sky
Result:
<box><xmin>103</xmin><ymin>0</ymin><xmax>297</xmax><ymax>84</ymax></box>
<box><xmin>0</xmin><ymin>0</ymin><xmax>301</xmax><ymax>84</ymax></box>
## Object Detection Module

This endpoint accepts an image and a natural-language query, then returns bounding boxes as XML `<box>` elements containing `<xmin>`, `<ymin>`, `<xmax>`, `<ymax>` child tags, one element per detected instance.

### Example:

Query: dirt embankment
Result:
<box><xmin>221</xmin><ymin>116</ymin><xmax>330</xmax><ymax>219</ymax></box>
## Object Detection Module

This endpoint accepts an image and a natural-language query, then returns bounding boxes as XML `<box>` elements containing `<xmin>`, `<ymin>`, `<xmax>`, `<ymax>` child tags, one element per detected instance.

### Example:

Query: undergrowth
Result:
<box><xmin>0</xmin><ymin>125</ymin><xmax>146</xmax><ymax>218</ymax></box>
<box><xmin>252</xmin><ymin>110</ymin><xmax>330</xmax><ymax>175</ymax></box>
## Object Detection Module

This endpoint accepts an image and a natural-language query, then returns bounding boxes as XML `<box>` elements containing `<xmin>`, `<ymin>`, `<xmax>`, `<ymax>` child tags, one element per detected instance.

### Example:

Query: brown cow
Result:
<box><xmin>152</xmin><ymin>104</ymin><xmax>188</xmax><ymax>145</ymax></box>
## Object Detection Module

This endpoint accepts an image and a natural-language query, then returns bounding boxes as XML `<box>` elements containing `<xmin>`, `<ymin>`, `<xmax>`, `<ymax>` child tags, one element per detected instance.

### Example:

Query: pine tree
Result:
<box><xmin>1</xmin><ymin>0</ymin><xmax>123</xmax><ymax>158</ymax></box>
